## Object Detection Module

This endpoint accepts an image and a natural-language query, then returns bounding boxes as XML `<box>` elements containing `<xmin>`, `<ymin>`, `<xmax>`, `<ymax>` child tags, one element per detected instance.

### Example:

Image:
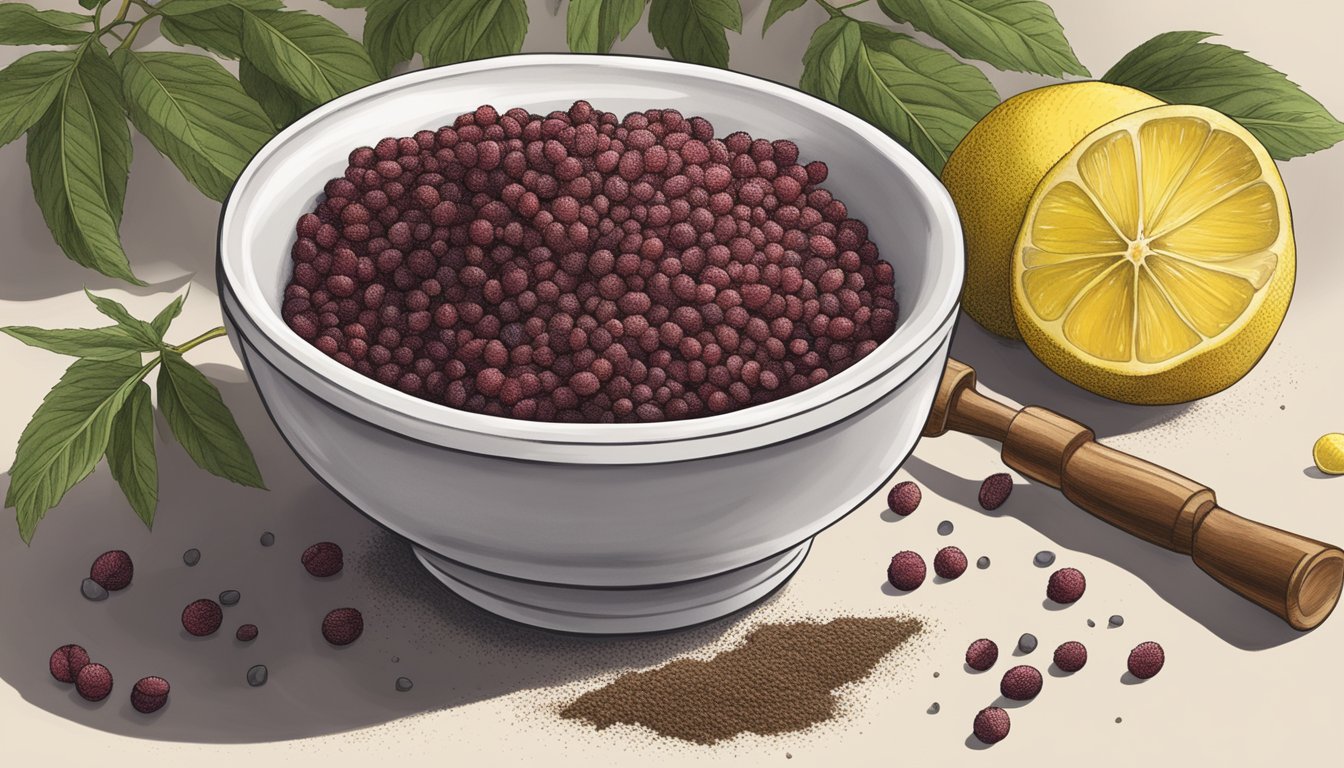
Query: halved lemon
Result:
<box><xmin>1011</xmin><ymin>104</ymin><xmax>1295</xmax><ymax>404</ymax></box>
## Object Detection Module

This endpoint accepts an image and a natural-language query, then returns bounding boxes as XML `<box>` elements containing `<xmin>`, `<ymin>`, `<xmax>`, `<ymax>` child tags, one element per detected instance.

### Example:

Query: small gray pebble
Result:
<box><xmin>395</xmin><ymin>676</ymin><xmax>414</xmax><ymax>692</ymax></box>
<box><xmin>80</xmin><ymin>578</ymin><xmax>108</xmax><ymax>602</ymax></box>
<box><xmin>927</xmin><ymin>702</ymin><xmax>940</xmax><ymax>714</ymax></box>
<box><xmin>1017</xmin><ymin>633</ymin><xmax>1038</xmax><ymax>653</ymax></box>
<box><xmin>259</xmin><ymin>531</ymin><xmax>275</xmax><ymax>547</ymax></box>
<box><xmin>1087</xmin><ymin>619</ymin><xmax>1096</xmax><ymax>627</ymax></box>
<box><xmin>391</xmin><ymin>656</ymin><xmax>400</xmax><ymax>663</ymax></box>
<box><xmin>976</xmin><ymin>556</ymin><xmax>991</xmax><ymax>569</ymax></box>
<box><xmin>1115</xmin><ymin>717</ymin><xmax>1123</xmax><ymax>724</ymax></box>
<box><xmin>937</xmin><ymin>520</ymin><xmax>954</xmax><ymax>536</ymax></box>
<box><xmin>932</xmin><ymin>671</ymin><xmax>940</xmax><ymax>678</ymax></box>
<box><xmin>246</xmin><ymin>664</ymin><xmax>268</xmax><ymax>687</ymax></box>
<box><xmin>1108</xmin><ymin>614</ymin><xmax>1125</xmax><ymax>627</ymax></box>
<box><xmin>1034</xmin><ymin>550</ymin><xmax>1056</xmax><ymax>567</ymax></box>
<box><xmin>219</xmin><ymin>590</ymin><xmax>241</xmax><ymax>606</ymax></box>
<box><xmin>183</xmin><ymin>548</ymin><xmax>201</xmax><ymax>567</ymax></box>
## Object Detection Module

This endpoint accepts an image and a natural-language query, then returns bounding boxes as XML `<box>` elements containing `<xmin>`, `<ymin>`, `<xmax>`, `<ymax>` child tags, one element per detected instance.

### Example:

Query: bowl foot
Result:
<box><xmin>412</xmin><ymin>541</ymin><xmax>811</xmax><ymax>635</ymax></box>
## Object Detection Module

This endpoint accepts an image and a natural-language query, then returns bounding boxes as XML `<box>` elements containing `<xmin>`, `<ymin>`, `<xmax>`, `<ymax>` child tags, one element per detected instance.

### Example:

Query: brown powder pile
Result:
<box><xmin>560</xmin><ymin>616</ymin><xmax>922</xmax><ymax>743</ymax></box>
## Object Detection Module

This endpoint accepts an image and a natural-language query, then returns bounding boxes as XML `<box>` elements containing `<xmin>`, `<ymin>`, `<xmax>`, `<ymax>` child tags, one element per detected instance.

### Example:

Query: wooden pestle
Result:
<box><xmin>922</xmin><ymin>358</ymin><xmax>1344</xmax><ymax>630</ymax></box>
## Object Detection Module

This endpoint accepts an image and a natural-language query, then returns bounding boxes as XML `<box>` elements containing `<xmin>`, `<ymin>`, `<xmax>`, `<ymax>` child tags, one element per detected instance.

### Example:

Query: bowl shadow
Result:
<box><xmin>0</xmin><ymin>367</ymin><xmax>770</xmax><ymax>743</ymax></box>
<box><xmin>901</xmin><ymin>453</ymin><xmax>1303</xmax><ymax>651</ymax></box>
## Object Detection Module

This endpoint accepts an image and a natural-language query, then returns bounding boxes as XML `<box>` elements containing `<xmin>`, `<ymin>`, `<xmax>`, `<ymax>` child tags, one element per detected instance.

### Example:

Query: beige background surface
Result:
<box><xmin>2</xmin><ymin>1</ymin><xmax>1342</xmax><ymax>765</ymax></box>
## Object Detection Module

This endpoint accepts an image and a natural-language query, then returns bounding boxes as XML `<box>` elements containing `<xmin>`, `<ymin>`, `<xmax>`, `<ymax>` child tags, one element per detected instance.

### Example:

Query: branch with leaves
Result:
<box><xmin>2</xmin><ymin>0</ymin><xmax>1341</xmax><ymax>543</ymax></box>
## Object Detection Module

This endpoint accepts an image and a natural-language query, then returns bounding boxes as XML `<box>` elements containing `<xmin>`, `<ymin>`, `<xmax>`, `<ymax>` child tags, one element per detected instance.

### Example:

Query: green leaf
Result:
<box><xmin>416</xmin><ymin>0</ymin><xmax>529</xmax><ymax>67</ymax></box>
<box><xmin>158</xmin><ymin>0</ymin><xmax>282</xmax><ymax>59</ymax></box>
<box><xmin>648</xmin><ymin>0</ymin><xmax>741</xmax><ymax>69</ymax></box>
<box><xmin>0</xmin><ymin>51</ymin><xmax>76</xmax><ymax>148</ymax></box>
<box><xmin>763</xmin><ymin>0</ymin><xmax>806</xmax><ymax>36</ymax></box>
<box><xmin>157</xmin><ymin>351</ymin><xmax>265</xmax><ymax>489</ymax></box>
<box><xmin>813</xmin><ymin>21</ymin><xmax>999</xmax><ymax>174</ymax></box>
<box><xmin>106</xmin><ymin>381</ymin><xmax>157</xmax><ymax>529</ymax></box>
<box><xmin>150</xmin><ymin>289</ymin><xmax>189</xmax><ymax>340</ymax></box>
<box><xmin>319</xmin><ymin>0</ymin><xmax>369</xmax><ymax>7</ymax></box>
<box><xmin>567</xmin><ymin>0</ymin><xmax>646</xmax><ymax>54</ymax></box>
<box><xmin>26</xmin><ymin>45</ymin><xmax>140</xmax><ymax>285</ymax></box>
<box><xmin>238</xmin><ymin>58</ymin><xmax>315</xmax><ymax>129</ymax></box>
<box><xmin>0</xmin><ymin>325</ymin><xmax>155</xmax><ymax>360</ymax></box>
<box><xmin>1103</xmin><ymin>31</ymin><xmax>1344</xmax><ymax>160</ymax></box>
<box><xmin>364</xmin><ymin>0</ymin><xmax>441</xmax><ymax>76</ymax></box>
<box><xmin>0</xmin><ymin>4</ymin><xmax>91</xmax><ymax>45</ymax></box>
<box><xmin>799</xmin><ymin>16</ymin><xmax>861</xmax><ymax>102</ymax></box>
<box><xmin>240</xmin><ymin>10</ymin><xmax>378</xmax><ymax>104</ymax></box>
<box><xmin>78</xmin><ymin>0</ymin><xmax>102</xmax><ymax>10</ymax></box>
<box><xmin>876</xmin><ymin>0</ymin><xmax>1088</xmax><ymax>77</ymax></box>
<box><xmin>84</xmin><ymin>289</ymin><xmax>163</xmax><ymax>348</ymax></box>
<box><xmin>5</xmin><ymin>354</ymin><xmax>150</xmax><ymax>543</ymax></box>
<box><xmin>114</xmin><ymin>50</ymin><xmax>274</xmax><ymax>202</ymax></box>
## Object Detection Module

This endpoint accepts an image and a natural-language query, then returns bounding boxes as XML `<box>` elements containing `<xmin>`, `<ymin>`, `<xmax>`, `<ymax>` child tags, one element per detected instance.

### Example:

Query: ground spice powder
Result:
<box><xmin>560</xmin><ymin>616</ymin><xmax>922</xmax><ymax>743</ymax></box>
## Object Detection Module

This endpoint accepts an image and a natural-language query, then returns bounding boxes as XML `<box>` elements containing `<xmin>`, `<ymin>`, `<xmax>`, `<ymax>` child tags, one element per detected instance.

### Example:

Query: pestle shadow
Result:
<box><xmin>0</xmin><ymin>368</ymin><xmax>767</xmax><ymax>743</ymax></box>
<box><xmin>948</xmin><ymin>322</ymin><xmax>1191</xmax><ymax>439</ymax></box>
<box><xmin>901</xmin><ymin>454</ymin><xmax>1303</xmax><ymax>650</ymax></box>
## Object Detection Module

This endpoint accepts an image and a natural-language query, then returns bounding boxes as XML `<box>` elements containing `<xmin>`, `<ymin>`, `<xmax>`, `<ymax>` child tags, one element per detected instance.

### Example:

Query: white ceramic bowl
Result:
<box><xmin>218</xmin><ymin>55</ymin><xmax>963</xmax><ymax>633</ymax></box>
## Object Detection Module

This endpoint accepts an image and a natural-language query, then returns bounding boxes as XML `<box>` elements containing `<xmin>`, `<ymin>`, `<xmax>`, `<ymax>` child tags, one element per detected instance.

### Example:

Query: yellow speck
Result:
<box><xmin>1313</xmin><ymin>434</ymin><xmax>1344</xmax><ymax>475</ymax></box>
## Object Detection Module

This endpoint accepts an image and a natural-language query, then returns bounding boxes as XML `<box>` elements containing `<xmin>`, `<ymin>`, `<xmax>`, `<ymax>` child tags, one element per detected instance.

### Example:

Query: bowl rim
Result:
<box><xmin>217</xmin><ymin>53</ymin><xmax>964</xmax><ymax>446</ymax></box>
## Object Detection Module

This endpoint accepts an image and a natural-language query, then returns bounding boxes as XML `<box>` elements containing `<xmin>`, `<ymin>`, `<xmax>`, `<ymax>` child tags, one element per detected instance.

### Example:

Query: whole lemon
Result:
<box><xmin>941</xmin><ymin>82</ymin><xmax>1162</xmax><ymax>338</ymax></box>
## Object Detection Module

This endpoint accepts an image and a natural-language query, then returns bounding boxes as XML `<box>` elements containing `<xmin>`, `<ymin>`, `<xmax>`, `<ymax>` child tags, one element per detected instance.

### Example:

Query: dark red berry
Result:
<box><xmin>965</xmin><ymin>638</ymin><xmax>998</xmax><ymax>671</ymax></box>
<box><xmin>886</xmin><ymin>551</ymin><xmax>926</xmax><ymax>591</ymax></box>
<box><xmin>49</xmin><ymin>644</ymin><xmax>90</xmax><ymax>684</ymax></box>
<box><xmin>1046</xmin><ymin>567</ymin><xmax>1086</xmax><ymax>604</ymax></box>
<box><xmin>322</xmin><ymin>608</ymin><xmax>364</xmax><ymax>646</ymax></box>
<box><xmin>978</xmin><ymin>473</ymin><xmax>1013</xmax><ymax>510</ymax></box>
<box><xmin>182</xmin><ymin>599</ymin><xmax>223</xmax><ymax>636</ymax></box>
<box><xmin>999</xmin><ymin>665</ymin><xmax>1043</xmax><ymax>700</ymax></box>
<box><xmin>973</xmin><ymin>707</ymin><xmax>1010</xmax><ymax>744</ymax></box>
<box><xmin>130</xmin><ymin>676</ymin><xmax>170</xmax><ymax>713</ymax></box>
<box><xmin>886</xmin><ymin>480</ymin><xmax>921</xmax><ymax>516</ymax></box>
<box><xmin>933</xmin><ymin>546</ymin><xmax>968</xmax><ymax>579</ymax></box>
<box><xmin>1127</xmin><ymin>641</ymin><xmax>1165</xmax><ymax>679</ymax></box>
<box><xmin>90</xmin><ymin>550</ymin><xmax>133</xmax><ymax>591</ymax></box>
<box><xmin>75</xmin><ymin>663</ymin><xmax>113</xmax><ymax>702</ymax></box>
<box><xmin>236</xmin><ymin>624</ymin><xmax>259</xmax><ymax>642</ymax></box>
<box><xmin>1053</xmin><ymin>641</ymin><xmax>1088</xmax><ymax>672</ymax></box>
<box><xmin>301</xmin><ymin>541</ymin><xmax>344</xmax><ymax>578</ymax></box>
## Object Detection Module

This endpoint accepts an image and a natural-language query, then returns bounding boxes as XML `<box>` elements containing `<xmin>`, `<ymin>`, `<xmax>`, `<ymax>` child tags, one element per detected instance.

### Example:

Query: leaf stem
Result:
<box><xmin>814</xmin><ymin>0</ymin><xmax>845</xmax><ymax>17</ymax></box>
<box><xmin>171</xmin><ymin>326</ymin><xmax>229</xmax><ymax>356</ymax></box>
<box><xmin>109</xmin><ymin>0</ymin><xmax>134</xmax><ymax>27</ymax></box>
<box><xmin>838</xmin><ymin>0</ymin><xmax>870</xmax><ymax>8</ymax></box>
<box><xmin>116</xmin><ymin>10</ymin><xmax>161</xmax><ymax>51</ymax></box>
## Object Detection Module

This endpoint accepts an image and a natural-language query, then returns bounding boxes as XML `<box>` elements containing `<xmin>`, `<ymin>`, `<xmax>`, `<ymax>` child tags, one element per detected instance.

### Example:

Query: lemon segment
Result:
<box><xmin>1010</xmin><ymin>104</ymin><xmax>1295</xmax><ymax>404</ymax></box>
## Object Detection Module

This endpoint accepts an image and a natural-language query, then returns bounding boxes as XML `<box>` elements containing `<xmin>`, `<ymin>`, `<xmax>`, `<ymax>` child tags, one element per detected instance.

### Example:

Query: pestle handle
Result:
<box><xmin>922</xmin><ymin>358</ymin><xmax>1344</xmax><ymax>630</ymax></box>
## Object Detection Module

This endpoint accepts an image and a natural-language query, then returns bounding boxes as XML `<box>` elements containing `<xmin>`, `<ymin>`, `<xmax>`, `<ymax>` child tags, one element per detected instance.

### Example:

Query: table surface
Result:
<box><xmin>2</xmin><ymin>1</ymin><xmax>1341</xmax><ymax>765</ymax></box>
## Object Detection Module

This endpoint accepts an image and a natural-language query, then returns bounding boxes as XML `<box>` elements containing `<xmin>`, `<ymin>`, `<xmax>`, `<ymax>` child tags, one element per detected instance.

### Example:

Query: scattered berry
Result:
<box><xmin>936</xmin><ymin>520</ymin><xmax>954</xmax><ymax>536</ymax></box>
<box><xmin>247</xmin><ymin>664</ymin><xmax>269</xmax><ymax>687</ymax></box>
<box><xmin>395</xmin><ymin>676</ymin><xmax>414</xmax><ymax>692</ymax></box>
<box><xmin>1053</xmin><ymin>641</ymin><xmax>1088</xmax><ymax>672</ymax></box>
<box><xmin>1017</xmin><ymin>633</ymin><xmax>1037</xmax><ymax>654</ymax></box>
<box><xmin>1047</xmin><ymin>567</ymin><xmax>1086</xmax><ymax>604</ymax></box>
<box><xmin>183</xmin><ymin>548</ymin><xmax>201</xmax><ymax>567</ymax></box>
<box><xmin>976</xmin><ymin>556</ymin><xmax>991</xmax><ymax>569</ymax></box>
<box><xmin>979</xmin><ymin>473</ymin><xmax>1013</xmax><ymax>510</ymax></box>
<box><xmin>1033</xmin><ymin>550</ymin><xmax>1056</xmax><ymax>567</ymax></box>
<box><xmin>49</xmin><ymin>644</ymin><xmax>90</xmax><ymax>684</ymax></box>
<box><xmin>999</xmin><ymin>665</ymin><xmax>1043</xmax><ymax>700</ymax></box>
<box><xmin>933</xmin><ymin>546</ymin><xmax>967</xmax><ymax>579</ymax></box>
<box><xmin>886</xmin><ymin>551</ymin><xmax>926</xmax><ymax>591</ymax></box>
<box><xmin>80</xmin><ymin>578</ymin><xmax>108</xmax><ymax>602</ymax></box>
<box><xmin>260</xmin><ymin>531</ymin><xmax>275</xmax><ymax>547</ymax></box>
<box><xmin>1108</xmin><ymin>614</ymin><xmax>1125</xmax><ymax>627</ymax></box>
<box><xmin>322</xmin><ymin>607</ymin><xmax>364</xmax><ymax>646</ymax></box>
<box><xmin>236</xmin><ymin>624</ymin><xmax>259</xmax><ymax>642</ymax></box>
<box><xmin>75</xmin><ymin>663</ymin><xmax>113</xmax><ymax>702</ymax></box>
<box><xmin>973</xmin><ymin>707</ymin><xmax>1010</xmax><ymax>744</ymax></box>
<box><xmin>90</xmin><ymin>550</ymin><xmax>133</xmax><ymax>591</ymax></box>
<box><xmin>927</xmin><ymin>702</ymin><xmax>940</xmax><ymax>714</ymax></box>
<box><xmin>886</xmin><ymin>481</ymin><xmax>921</xmax><ymax>516</ymax></box>
<box><xmin>302</xmin><ymin>541</ymin><xmax>344</xmax><ymax>577</ymax></box>
<box><xmin>219</xmin><ymin>590</ymin><xmax>241</xmax><ymax>607</ymax></box>
<box><xmin>965</xmin><ymin>638</ymin><xmax>998</xmax><ymax>671</ymax></box>
<box><xmin>1127</xmin><ymin>641</ymin><xmax>1165</xmax><ymax>679</ymax></box>
<box><xmin>131</xmin><ymin>676</ymin><xmax>170</xmax><ymax>713</ymax></box>
<box><xmin>182</xmin><ymin>599</ymin><xmax>224</xmax><ymax>636</ymax></box>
